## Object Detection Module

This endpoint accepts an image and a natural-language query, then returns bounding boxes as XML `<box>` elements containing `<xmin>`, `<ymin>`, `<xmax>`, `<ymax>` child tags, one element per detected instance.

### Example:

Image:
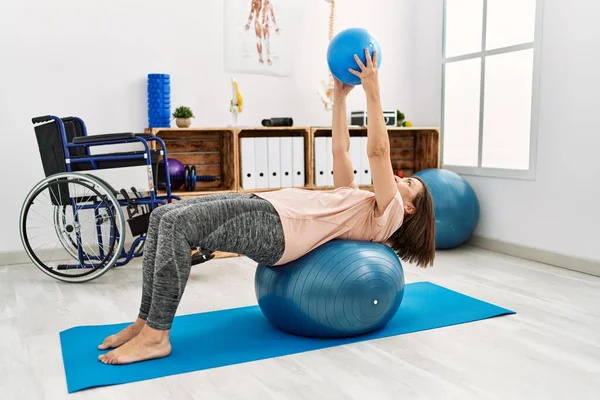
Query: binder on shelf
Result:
<box><xmin>359</xmin><ymin>136</ymin><xmax>372</xmax><ymax>185</ymax></box>
<box><xmin>279</xmin><ymin>136</ymin><xmax>293</xmax><ymax>188</ymax></box>
<box><xmin>267</xmin><ymin>137</ymin><xmax>281</xmax><ymax>189</ymax></box>
<box><xmin>292</xmin><ymin>136</ymin><xmax>305</xmax><ymax>187</ymax></box>
<box><xmin>240</xmin><ymin>137</ymin><xmax>256</xmax><ymax>190</ymax></box>
<box><xmin>314</xmin><ymin>137</ymin><xmax>327</xmax><ymax>187</ymax></box>
<box><xmin>325</xmin><ymin>136</ymin><xmax>334</xmax><ymax>187</ymax></box>
<box><xmin>254</xmin><ymin>137</ymin><xmax>269</xmax><ymax>189</ymax></box>
<box><xmin>349</xmin><ymin>136</ymin><xmax>362</xmax><ymax>185</ymax></box>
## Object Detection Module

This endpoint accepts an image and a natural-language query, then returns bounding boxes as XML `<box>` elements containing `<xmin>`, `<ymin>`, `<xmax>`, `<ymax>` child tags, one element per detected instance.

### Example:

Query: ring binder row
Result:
<box><xmin>240</xmin><ymin>135</ymin><xmax>372</xmax><ymax>191</ymax></box>
<box><xmin>240</xmin><ymin>136</ymin><xmax>306</xmax><ymax>190</ymax></box>
<box><xmin>314</xmin><ymin>136</ymin><xmax>372</xmax><ymax>187</ymax></box>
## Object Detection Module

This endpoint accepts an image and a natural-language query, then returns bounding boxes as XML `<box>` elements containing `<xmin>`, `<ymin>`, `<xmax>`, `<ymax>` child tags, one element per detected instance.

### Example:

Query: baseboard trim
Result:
<box><xmin>4</xmin><ymin>237</ymin><xmax>599</xmax><ymax>277</ymax></box>
<box><xmin>1</xmin><ymin>248</ymin><xmax>240</xmax><ymax>267</ymax></box>
<box><xmin>1</xmin><ymin>248</ymin><xmax>73</xmax><ymax>266</ymax></box>
<box><xmin>468</xmin><ymin>236</ymin><xmax>600</xmax><ymax>277</ymax></box>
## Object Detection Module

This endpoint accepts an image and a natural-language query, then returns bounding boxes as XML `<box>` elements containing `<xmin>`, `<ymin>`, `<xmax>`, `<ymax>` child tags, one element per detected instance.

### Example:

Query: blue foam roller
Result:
<box><xmin>149</xmin><ymin>121</ymin><xmax>171</xmax><ymax>128</ymax></box>
<box><xmin>147</xmin><ymin>81</ymin><xmax>170</xmax><ymax>87</ymax></box>
<box><xmin>148</xmin><ymin>112</ymin><xmax>171</xmax><ymax>117</ymax></box>
<box><xmin>148</xmin><ymin>106</ymin><xmax>170</xmax><ymax>111</ymax></box>
<box><xmin>149</xmin><ymin>117</ymin><xmax>171</xmax><ymax>123</ymax></box>
<box><xmin>149</xmin><ymin>111</ymin><xmax>171</xmax><ymax>119</ymax></box>
<box><xmin>147</xmin><ymin>73</ymin><xmax>171</xmax><ymax>128</ymax></box>
<box><xmin>148</xmin><ymin>98</ymin><xmax>171</xmax><ymax>104</ymax></box>
<box><xmin>148</xmin><ymin>73</ymin><xmax>170</xmax><ymax>79</ymax></box>
<box><xmin>148</xmin><ymin>102</ymin><xmax>171</xmax><ymax>108</ymax></box>
<box><xmin>148</xmin><ymin>91</ymin><xmax>171</xmax><ymax>97</ymax></box>
<box><xmin>148</xmin><ymin>85</ymin><xmax>171</xmax><ymax>95</ymax></box>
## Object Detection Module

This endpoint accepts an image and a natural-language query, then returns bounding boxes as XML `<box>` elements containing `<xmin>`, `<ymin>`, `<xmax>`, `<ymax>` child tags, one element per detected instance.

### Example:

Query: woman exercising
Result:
<box><xmin>97</xmin><ymin>49</ymin><xmax>436</xmax><ymax>365</ymax></box>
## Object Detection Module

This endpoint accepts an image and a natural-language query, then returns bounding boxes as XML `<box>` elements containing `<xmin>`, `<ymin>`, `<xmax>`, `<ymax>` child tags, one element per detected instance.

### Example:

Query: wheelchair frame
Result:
<box><xmin>20</xmin><ymin>115</ymin><xmax>181</xmax><ymax>282</ymax></box>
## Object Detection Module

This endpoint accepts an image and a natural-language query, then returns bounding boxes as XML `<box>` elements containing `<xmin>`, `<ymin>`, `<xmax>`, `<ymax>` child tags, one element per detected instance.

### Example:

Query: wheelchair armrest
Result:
<box><xmin>72</xmin><ymin>132</ymin><xmax>135</xmax><ymax>144</ymax></box>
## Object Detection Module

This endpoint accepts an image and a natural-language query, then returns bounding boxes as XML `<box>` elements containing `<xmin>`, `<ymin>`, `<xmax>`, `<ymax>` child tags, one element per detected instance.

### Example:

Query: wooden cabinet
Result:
<box><xmin>145</xmin><ymin>126</ymin><xmax>439</xmax><ymax>197</ymax></box>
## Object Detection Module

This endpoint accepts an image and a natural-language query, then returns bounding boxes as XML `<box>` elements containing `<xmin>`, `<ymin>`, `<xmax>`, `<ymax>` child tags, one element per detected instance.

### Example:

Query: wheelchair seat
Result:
<box><xmin>70</xmin><ymin>150</ymin><xmax>161</xmax><ymax>172</ymax></box>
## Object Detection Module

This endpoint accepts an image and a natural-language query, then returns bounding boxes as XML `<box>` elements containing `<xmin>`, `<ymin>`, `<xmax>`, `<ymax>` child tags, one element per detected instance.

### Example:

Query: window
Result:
<box><xmin>441</xmin><ymin>0</ymin><xmax>542</xmax><ymax>179</ymax></box>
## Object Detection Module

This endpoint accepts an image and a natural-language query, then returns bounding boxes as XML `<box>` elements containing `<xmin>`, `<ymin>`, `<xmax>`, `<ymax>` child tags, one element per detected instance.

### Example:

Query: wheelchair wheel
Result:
<box><xmin>19</xmin><ymin>172</ymin><xmax>126</xmax><ymax>283</ymax></box>
<box><xmin>53</xmin><ymin>205</ymin><xmax>80</xmax><ymax>259</ymax></box>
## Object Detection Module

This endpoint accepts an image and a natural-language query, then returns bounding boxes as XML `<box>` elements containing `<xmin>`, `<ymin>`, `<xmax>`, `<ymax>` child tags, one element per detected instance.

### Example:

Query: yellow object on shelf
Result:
<box><xmin>230</xmin><ymin>79</ymin><xmax>243</xmax><ymax>113</ymax></box>
<box><xmin>229</xmin><ymin>78</ymin><xmax>243</xmax><ymax>125</ymax></box>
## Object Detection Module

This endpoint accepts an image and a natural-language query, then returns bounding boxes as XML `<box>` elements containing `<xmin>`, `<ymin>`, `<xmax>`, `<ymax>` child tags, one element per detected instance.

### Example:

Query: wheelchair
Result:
<box><xmin>19</xmin><ymin>115</ymin><xmax>213</xmax><ymax>283</ymax></box>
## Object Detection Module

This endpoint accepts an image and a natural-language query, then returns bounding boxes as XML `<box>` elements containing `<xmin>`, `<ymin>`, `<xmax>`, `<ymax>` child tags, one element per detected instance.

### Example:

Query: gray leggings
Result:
<box><xmin>138</xmin><ymin>193</ymin><xmax>285</xmax><ymax>330</ymax></box>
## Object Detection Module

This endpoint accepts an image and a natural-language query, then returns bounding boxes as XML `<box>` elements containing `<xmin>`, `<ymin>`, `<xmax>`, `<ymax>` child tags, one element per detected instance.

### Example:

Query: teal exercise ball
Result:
<box><xmin>327</xmin><ymin>28</ymin><xmax>382</xmax><ymax>86</ymax></box>
<box><xmin>255</xmin><ymin>240</ymin><xmax>404</xmax><ymax>338</ymax></box>
<box><xmin>414</xmin><ymin>169</ymin><xmax>480</xmax><ymax>250</ymax></box>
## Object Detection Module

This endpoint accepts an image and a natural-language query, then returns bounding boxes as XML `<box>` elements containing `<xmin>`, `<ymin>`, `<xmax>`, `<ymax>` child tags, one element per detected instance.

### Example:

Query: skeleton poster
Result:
<box><xmin>224</xmin><ymin>0</ymin><xmax>298</xmax><ymax>76</ymax></box>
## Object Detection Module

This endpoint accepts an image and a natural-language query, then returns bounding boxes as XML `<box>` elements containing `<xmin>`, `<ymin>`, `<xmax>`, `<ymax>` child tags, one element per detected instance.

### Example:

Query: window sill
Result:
<box><xmin>441</xmin><ymin>164</ymin><xmax>537</xmax><ymax>181</ymax></box>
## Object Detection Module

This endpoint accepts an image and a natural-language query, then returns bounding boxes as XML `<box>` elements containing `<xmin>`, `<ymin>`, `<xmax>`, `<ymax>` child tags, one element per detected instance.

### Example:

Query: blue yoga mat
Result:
<box><xmin>60</xmin><ymin>281</ymin><xmax>514</xmax><ymax>393</ymax></box>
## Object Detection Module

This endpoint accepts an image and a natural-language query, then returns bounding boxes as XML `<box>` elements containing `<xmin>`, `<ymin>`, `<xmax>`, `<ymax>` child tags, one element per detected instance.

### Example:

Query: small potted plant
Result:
<box><xmin>173</xmin><ymin>106</ymin><xmax>195</xmax><ymax>128</ymax></box>
<box><xmin>396</xmin><ymin>110</ymin><xmax>405</xmax><ymax>127</ymax></box>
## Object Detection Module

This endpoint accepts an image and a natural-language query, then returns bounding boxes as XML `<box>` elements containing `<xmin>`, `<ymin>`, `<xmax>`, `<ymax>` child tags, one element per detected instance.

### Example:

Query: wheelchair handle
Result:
<box><xmin>32</xmin><ymin>115</ymin><xmax>53</xmax><ymax>124</ymax></box>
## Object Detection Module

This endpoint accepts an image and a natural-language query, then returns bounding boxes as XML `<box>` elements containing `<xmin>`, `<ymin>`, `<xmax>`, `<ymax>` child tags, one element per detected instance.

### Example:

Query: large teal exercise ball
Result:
<box><xmin>414</xmin><ymin>169</ymin><xmax>480</xmax><ymax>249</ymax></box>
<box><xmin>255</xmin><ymin>240</ymin><xmax>404</xmax><ymax>338</ymax></box>
<box><xmin>327</xmin><ymin>28</ymin><xmax>382</xmax><ymax>85</ymax></box>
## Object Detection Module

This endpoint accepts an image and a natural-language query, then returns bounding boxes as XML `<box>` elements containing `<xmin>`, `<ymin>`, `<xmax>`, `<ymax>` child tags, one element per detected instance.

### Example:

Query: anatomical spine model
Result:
<box><xmin>318</xmin><ymin>0</ymin><xmax>336</xmax><ymax>110</ymax></box>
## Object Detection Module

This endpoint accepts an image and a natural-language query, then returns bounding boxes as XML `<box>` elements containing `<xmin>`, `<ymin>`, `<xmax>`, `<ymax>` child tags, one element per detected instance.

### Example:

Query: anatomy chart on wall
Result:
<box><xmin>224</xmin><ymin>0</ymin><xmax>298</xmax><ymax>76</ymax></box>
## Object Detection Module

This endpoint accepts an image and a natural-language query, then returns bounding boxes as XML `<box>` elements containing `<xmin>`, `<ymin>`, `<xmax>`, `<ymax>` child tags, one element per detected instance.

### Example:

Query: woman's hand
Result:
<box><xmin>349</xmin><ymin>49</ymin><xmax>380</xmax><ymax>97</ymax></box>
<box><xmin>333</xmin><ymin>77</ymin><xmax>354</xmax><ymax>100</ymax></box>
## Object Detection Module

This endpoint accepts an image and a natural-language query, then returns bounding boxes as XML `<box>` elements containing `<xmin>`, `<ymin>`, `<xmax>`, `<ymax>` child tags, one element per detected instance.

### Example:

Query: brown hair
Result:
<box><xmin>386</xmin><ymin>176</ymin><xmax>436</xmax><ymax>267</ymax></box>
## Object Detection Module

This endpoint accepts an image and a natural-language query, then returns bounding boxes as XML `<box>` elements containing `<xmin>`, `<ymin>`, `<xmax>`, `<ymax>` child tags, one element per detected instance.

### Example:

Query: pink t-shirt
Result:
<box><xmin>255</xmin><ymin>182</ymin><xmax>404</xmax><ymax>265</ymax></box>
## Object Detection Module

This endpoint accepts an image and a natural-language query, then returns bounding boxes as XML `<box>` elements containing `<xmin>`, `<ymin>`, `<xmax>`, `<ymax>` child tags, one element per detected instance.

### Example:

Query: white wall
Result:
<box><xmin>0</xmin><ymin>0</ymin><xmax>413</xmax><ymax>255</ymax></box>
<box><xmin>414</xmin><ymin>0</ymin><xmax>600</xmax><ymax>263</ymax></box>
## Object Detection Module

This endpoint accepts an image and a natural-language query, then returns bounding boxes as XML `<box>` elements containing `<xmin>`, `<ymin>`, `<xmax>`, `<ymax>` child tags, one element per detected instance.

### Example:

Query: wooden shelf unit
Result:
<box><xmin>146</xmin><ymin>126</ymin><xmax>440</xmax><ymax>196</ymax></box>
<box><xmin>146</xmin><ymin>127</ymin><xmax>236</xmax><ymax>197</ymax></box>
<box><xmin>311</xmin><ymin>126</ymin><xmax>440</xmax><ymax>191</ymax></box>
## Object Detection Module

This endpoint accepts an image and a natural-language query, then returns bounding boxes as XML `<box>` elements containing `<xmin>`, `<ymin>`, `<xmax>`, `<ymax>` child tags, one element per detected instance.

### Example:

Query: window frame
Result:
<box><xmin>440</xmin><ymin>0</ymin><xmax>545</xmax><ymax>180</ymax></box>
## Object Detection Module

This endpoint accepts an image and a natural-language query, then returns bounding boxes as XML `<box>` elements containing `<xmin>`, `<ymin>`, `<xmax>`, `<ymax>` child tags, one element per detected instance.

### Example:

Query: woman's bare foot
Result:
<box><xmin>98</xmin><ymin>325</ymin><xmax>171</xmax><ymax>365</ymax></box>
<box><xmin>98</xmin><ymin>318</ymin><xmax>146</xmax><ymax>350</ymax></box>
